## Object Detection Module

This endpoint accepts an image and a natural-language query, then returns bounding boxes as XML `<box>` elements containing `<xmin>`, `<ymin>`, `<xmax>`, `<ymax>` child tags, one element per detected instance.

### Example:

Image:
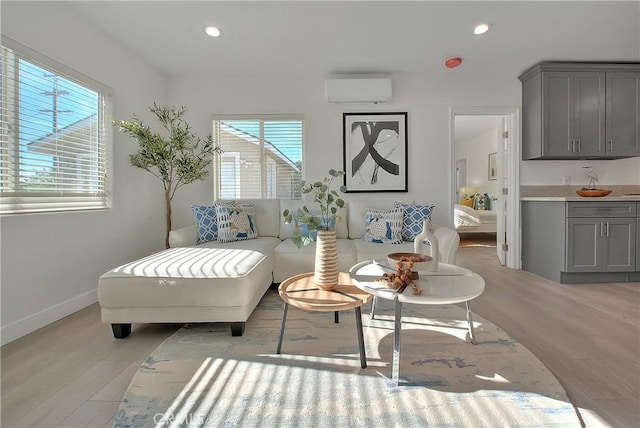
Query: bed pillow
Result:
<box><xmin>215</xmin><ymin>204</ymin><xmax>258</xmax><ymax>243</ymax></box>
<box><xmin>394</xmin><ymin>201</ymin><xmax>435</xmax><ymax>241</ymax></box>
<box><xmin>362</xmin><ymin>207</ymin><xmax>404</xmax><ymax>244</ymax></box>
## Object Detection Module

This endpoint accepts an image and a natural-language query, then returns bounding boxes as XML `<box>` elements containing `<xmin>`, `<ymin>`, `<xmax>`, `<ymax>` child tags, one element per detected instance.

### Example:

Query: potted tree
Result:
<box><xmin>113</xmin><ymin>103</ymin><xmax>222</xmax><ymax>248</ymax></box>
<box><xmin>283</xmin><ymin>168</ymin><xmax>346</xmax><ymax>289</ymax></box>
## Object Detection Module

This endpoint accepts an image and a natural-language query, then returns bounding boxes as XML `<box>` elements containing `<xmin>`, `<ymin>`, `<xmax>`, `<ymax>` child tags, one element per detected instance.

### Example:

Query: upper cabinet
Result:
<box><xmin>520</xmin><ymin>62</ymin><xmax>640</xmax><ymax>160</ymax></box>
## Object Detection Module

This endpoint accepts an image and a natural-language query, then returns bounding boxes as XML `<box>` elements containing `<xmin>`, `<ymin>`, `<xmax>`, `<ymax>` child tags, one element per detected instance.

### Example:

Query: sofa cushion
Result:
<box><xmin>348</xmin><ymin>199</ymin><xmax>396</xmax><ymax>239</ymax></box>
<box><xmin>273</xmin><ymin>238</ymin><xmax>357</xmax><ymax>283</ymax></box>
<box><xmin>231</xmin><ymin>199</ymin><xmax>281</xmax><ymax>237</ymax></box>
<box><xmin>216</xmin><ymin>204</ymin><xmax>258</xmax><ymax>243</ymax></box>
<box><xmin>363</xmin><ymin>207</ymin><xmax>404</xmax><ymax>244</ymax></box>
<box><xmin>191</xmin><ymin>204</ymin><xmax>221</xmax><ymax>243</ymax></box>
<box><xmin>279</xmin><ymin>199</ymin><xmax>348</xmax><ymax>239</ymax></box>
<box><xmin>394</xmin><ymin>201</ymin><xmax>435</xmax><ymax>241</ymax></box>
<box><xmin>352</xmin><ymin>239</ymin><xmax>415</xmax><ymax>263</ymax></box>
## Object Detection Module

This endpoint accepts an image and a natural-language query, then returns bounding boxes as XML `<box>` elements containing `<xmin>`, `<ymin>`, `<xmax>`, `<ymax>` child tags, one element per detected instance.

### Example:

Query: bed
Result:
<box><xmin>454</xmin><ymin>204</ymin><xmax>497</xmax><ymax>233</ymax></box>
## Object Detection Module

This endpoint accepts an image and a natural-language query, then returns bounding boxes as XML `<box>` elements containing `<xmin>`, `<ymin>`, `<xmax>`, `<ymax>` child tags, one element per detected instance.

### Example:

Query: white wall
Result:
<box><xmin>455</xmin><ymin>128</ymin><xmax>501</xmax><ymax>200</ymax></box>
<box><xmin>167</xmin><ymin>73</ymin><xmax>520</xmax><ymax>228</ymax></box>
<box><xmin>521</xmin><ymin>157</ymin><xmax>640</xmax><ymax>187</ymax></box>
<box><xmin>0</xmin><ymin>2</ymin><xmax>169</xmax><ymax>344</ymax></box>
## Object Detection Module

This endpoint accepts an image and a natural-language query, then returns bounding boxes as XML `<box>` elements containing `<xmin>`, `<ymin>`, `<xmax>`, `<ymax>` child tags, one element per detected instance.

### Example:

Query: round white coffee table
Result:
<box><xmin>349</xmin><ymin>260</ymin><xmax>485</xmax><ymax>385</ymax></box>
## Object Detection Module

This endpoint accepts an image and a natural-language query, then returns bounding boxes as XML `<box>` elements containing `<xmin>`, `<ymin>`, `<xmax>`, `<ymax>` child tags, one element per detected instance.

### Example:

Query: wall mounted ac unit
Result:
<box><xmin>325</xmin><ymin>78</ymin><xmax>392</xmax><ymax>104</ymax></box>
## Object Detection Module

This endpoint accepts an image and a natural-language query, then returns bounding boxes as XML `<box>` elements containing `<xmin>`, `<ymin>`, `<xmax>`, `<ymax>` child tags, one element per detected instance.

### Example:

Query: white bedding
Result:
<box><xmin>454</xmin><ymin>204</ymin><xmax>497</xmax><ymax>233</ymax></box>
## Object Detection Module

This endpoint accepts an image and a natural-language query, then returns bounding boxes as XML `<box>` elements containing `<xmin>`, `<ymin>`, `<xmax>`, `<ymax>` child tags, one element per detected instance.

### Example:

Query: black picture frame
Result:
<box><xmin>343</xmin><ymin>112</ymin><xmax>408</xmax><ymax>192</ymax></box>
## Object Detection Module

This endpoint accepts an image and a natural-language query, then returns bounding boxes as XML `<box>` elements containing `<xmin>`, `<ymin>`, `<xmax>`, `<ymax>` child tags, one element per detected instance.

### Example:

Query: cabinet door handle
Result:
<box><xmin>600</xmin><ymin>221</ymin><xmax>603</xmax><ymax>236</ymax></box>
<box><xmin>606</xmin><ymin>221</ymin><xmax>610</xmax><ymax>237</ymax></box>
<box><xmin>576</xmin><ymin>140</ymin><xmax>581</xmax><ymax>152</ymax></box>
<box><xmin>570</xmin><ymin>140</ymin><xmax>575</xmax><ymax>152</ymax></box>
<box><xmin>608</xmin><ymin>140</ymin><xmax>613</xmax><ymax>152</ymax></box>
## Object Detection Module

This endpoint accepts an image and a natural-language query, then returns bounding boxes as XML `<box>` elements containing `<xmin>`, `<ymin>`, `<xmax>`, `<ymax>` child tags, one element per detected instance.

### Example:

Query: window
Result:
<box><xmin>213</xmin><ymin>116</ymin><xmax>303</xmax><ymax>200</ymax></box>
<box><xmin>0</xmin><ymin>37</ymin><xmax>112</xmax><ymax>214</ymax></box>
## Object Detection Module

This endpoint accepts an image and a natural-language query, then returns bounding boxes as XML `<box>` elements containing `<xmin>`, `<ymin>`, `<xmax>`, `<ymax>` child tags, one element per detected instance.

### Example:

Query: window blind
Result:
<box><xmin>0</xmin><ymin>38</ymin><xmax>111</xmax><ymax>214</ymax></box>
<box><xmin>213</xmin><ymin>116</ymin><xmax>303</xmax><ymax>200</ymax></box>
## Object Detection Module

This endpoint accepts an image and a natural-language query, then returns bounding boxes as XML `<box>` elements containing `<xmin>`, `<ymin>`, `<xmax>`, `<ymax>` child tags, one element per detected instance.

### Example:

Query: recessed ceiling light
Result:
<box><xmin>474</xmin><ymin>23</ymin><xmax>492</xmax><ymax>35</ymax></box>
<box><xmin>204</xmin><ymin>26</ymin><xmax>222</xmax><ymax>38</ymax></box>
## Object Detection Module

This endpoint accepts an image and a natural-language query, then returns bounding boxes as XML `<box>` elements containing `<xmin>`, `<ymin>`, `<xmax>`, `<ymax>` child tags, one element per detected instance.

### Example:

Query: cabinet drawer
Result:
<box><xmin>567</xmin><ymin>202</ymin><xmax>636</xmax><ymax>218</ymax></box>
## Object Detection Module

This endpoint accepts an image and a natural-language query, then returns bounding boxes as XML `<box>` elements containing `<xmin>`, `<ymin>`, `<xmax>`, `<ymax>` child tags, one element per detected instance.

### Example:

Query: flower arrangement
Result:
<box><xmin>283</xmin><ymin>169</ymin><xmax>346</xmax><ymax>248</ymax></box>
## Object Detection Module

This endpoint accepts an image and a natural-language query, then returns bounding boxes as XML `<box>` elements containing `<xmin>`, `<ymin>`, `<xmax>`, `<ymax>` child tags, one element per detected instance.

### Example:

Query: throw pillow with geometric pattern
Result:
<box><xmin>215</xmin><ymin>204</ymin><xmax>258</xmax><ymax>243</ymax></box>
<box><xmin>191</xmin><ymin>204</ymin><xmax>219</xmax><ymax>244</ymax></box>
<box><xmin>362</xmin><ymin>207</ymin><xmax>404</xmax><ymax>244</ymax></box>
<box><xmin>394</xmin><ymin>201</ymin><xmax>435</xmax><ymax>241</ymax></box>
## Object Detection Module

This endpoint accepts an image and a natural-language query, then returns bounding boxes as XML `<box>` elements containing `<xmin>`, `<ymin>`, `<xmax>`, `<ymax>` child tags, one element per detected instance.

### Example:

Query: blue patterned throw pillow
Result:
<box><xmin>394</xmin><ymin>201</ymin><xmax>435</xmax><ymax>241</ymax></box>
<box><xmin>363</xmin><ymin>207</ymin><xmax>404</xmax><ymax>244</ymax></box>
<box><xmin>191</xmin><ymin>204</ymin><xmax>219</xmax><ymax>244</ymax></box>
<box><xmin>215</xmin><ymin>204</ymin><xmax>258</xmax><ymax>243</ymax></box>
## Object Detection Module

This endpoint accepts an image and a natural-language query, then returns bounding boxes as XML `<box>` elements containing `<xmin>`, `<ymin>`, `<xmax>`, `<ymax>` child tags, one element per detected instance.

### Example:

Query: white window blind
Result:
<box><xmin>213</xmin><ymin>116</ymin><xmax>303</xmax><ymax>200</ymax></box>
<box><xmin>0</xmin><ymin>38</ymin><xmax>111</xmax><ymax>214</ymax></box>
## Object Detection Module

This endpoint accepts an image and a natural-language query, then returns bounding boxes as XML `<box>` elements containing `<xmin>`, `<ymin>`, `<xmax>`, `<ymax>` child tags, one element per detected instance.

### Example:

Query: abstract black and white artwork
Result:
<box><xmin>343</xmin><ymin>112</ymin><xmax>407</xmax><ymax>192</ymax></box>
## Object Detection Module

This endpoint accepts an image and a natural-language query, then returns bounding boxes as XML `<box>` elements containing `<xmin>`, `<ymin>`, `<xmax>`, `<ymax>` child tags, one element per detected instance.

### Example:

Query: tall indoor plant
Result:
<box><xmin>283</xmin><ymin>168</ymin><xmax>346</xmax><ymax>289</ymax></box>
<box><xmin>113</xmin><ymin>103</ymin><xmax>222</xmax><ymax>248</ymax></box>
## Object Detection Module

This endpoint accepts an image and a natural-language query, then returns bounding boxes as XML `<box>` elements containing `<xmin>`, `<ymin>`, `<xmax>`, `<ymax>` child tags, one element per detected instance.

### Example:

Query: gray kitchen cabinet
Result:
<box><xmin>606</xmin><ymin>72</ymin><xmax>640</xmax><ymax>157</ymax></box>
<box><xmin>637</xmin><ymin>216</ymin><xmax>640</xmax><ymax>272</ymax></box>
<box><xmin>522</xmin><ymin>200</ymin><xmax>638</xmax><ymax>283</ymax></box>
<box><xmin>542</xmin><ymin>71</ymin><xmax>604</xmax><ymax>158</ymax></box>
<box><xmin>520</xmin><ymin>62</ymin><xmax>640</xmax><ymax>160</ymax></box>
<box><xmin>566</xmin><ymin>217</ymin><xmax>636</xmax><ymax>272</ymax></box>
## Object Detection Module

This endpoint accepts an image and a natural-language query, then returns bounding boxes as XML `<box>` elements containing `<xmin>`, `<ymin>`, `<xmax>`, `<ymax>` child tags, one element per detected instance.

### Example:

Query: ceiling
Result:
<box><xmin>67</xmin><ymin>1</ymin><xmax>640</xmax><ymax>79</ymax></box>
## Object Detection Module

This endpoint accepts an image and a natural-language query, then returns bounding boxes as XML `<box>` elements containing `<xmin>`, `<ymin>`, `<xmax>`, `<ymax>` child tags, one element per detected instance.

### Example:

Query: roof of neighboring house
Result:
<box><xmin>221</xmin><ymin>122</ymin><xmax>300</xmax><ymax>172</ymax></box>
<box><xmin>28</xmin><ymin>114</ymin><xmax>97</xmax><ymax>154</ymax></box>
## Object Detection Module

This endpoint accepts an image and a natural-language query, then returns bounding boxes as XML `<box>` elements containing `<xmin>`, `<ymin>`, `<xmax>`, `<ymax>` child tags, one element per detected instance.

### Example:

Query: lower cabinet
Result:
<box><xmin>522</xmin><ymin>200</ymin><xmax>638</xmax><ymax>283</ymax></box>
<box><xmin>566</xmin><ymin>217</ymin><xmax>636</xmax><ymax>272</ymax></box>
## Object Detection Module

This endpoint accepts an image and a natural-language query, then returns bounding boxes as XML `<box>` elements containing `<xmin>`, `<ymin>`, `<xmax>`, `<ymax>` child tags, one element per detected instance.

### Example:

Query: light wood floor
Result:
<box><xmin>1</xmin><ymin>247</ymin><xmax>638</xmax><ymax>427</ymax></box>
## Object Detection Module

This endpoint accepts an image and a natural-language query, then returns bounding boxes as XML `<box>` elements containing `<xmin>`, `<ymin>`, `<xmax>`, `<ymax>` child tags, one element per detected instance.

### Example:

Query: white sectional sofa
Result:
<box><xmin>98</xmin><ymin>199</ymin><xmax>459</xmax><ymax>338</ymax></box>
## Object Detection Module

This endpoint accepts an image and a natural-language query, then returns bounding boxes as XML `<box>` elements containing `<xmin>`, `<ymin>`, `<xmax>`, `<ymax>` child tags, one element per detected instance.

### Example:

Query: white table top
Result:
<box><xmin>349</xmin><ymin>260</ymin><xmax>485</xmax><ymax>305</ymax></box>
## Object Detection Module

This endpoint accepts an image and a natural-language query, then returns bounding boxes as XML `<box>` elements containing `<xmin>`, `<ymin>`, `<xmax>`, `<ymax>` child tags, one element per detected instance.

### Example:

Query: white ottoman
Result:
<box><xmin>98</xmin><ymin>246</ymin><xmax>274</xmax><ymax>338</ymax></box>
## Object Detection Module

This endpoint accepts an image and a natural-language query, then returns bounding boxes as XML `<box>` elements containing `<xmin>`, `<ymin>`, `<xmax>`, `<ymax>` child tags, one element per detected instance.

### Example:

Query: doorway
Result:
<box><xmin>451</xmin><ymin>107</ymin><xmax>520</xmax><ymax>269</ymax></box>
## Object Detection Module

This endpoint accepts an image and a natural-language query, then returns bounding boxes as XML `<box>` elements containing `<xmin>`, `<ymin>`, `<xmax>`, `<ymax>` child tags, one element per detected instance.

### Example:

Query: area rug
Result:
<box><xmin>115</xmin><ymin>289</ymin><xmax>581</xmax><ymax>427</ymax></box>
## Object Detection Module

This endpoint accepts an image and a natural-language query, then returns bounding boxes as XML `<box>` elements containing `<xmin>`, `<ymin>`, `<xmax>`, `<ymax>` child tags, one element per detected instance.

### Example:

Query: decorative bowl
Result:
<box><xmin>576</xmin><ymin>189</ymin><xmax>612</xmax><ymax>197</ymax></box>
<box><xmin>387</xmin><ymin>252</ymin><xmax>433</xmax><ymax>272</ymax></box>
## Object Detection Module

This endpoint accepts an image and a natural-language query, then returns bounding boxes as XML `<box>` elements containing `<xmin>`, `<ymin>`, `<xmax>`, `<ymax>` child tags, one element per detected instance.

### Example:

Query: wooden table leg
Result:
<box><xmin>354</xmin><ymin>307</ymin><xmax>366</xmax><ymax>368</ymax></box>
<box><xmin>276</xmin><ymin>302</ymin><xmax>289</xmax><ymax>354</ymax></box>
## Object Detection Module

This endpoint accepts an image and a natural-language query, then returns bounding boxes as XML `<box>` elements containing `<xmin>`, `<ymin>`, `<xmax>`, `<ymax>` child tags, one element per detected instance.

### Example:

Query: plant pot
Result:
<box><xmin>314</xmin><ymin>229</ymin><xmax>339</xmax><ymax>290</ymax></box>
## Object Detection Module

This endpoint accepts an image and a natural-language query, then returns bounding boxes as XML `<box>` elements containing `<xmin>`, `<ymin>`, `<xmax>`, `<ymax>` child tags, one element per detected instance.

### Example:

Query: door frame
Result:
<box><xmin>450</xmin><ymin>107</ymin><xmax>521</xmax><ymax>269</ymax></box>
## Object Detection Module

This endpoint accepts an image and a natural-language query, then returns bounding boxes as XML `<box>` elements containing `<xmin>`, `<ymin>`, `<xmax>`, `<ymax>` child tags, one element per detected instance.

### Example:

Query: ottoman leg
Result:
<box><xmin>111</xmin><ymin>323</ymin><xmax>131</xmax><ymax>339</ymax></box>
<box><xmin>231</xmin><ymin>322</ymin><xmax>246</xmax><ymax>337</ymax></box>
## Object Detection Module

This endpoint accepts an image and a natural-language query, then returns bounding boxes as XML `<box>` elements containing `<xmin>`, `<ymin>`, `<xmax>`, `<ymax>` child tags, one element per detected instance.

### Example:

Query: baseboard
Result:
<box><xmin>1</xmin><ymin>288</ymin><xmax>98</xmax><ymax>346</ymax></box>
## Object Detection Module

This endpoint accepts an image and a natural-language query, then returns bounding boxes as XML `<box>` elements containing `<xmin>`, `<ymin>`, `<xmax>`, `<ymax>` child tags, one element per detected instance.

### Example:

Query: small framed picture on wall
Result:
<box><xmin>343</xmin><ymin>112</ymin><xmax>408</xmax><ymax>192</ymax></box>
<box><xmin>488</xmin><ymin>152</ymin><xmax>497</xmax><ymax>181</ymax></box>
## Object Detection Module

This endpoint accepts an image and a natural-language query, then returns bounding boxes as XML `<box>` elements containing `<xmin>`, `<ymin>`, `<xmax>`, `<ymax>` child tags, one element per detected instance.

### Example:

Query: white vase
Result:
<box><xmin>413</xmin><ymin>219</ymin><xmax>439</xmax><ymax>271</ymax></box>
<box><xmin>314</xmin><ymin>229</ymin><xmax>339</xmax><ymax>290</ymax></box>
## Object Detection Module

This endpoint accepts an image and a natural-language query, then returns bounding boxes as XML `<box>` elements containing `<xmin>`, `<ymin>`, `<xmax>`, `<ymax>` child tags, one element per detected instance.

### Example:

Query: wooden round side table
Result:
<box><xmin>276</xmin><ymin>272</ymin><xmax>372</xmax><ymax>368</ymax></box>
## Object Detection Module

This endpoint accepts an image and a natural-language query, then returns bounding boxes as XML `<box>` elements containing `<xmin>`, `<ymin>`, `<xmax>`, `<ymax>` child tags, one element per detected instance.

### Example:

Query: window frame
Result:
<box><xmin>0</xmin><ymin>36</ymin><xmax>113</xmax><ymax>215</ymax></box>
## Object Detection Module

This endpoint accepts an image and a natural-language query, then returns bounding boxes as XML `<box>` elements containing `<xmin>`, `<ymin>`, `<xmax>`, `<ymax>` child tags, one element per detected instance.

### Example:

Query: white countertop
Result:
<box><xmin>521</xmin><ymin>195</ymin><xmax>640</xmax><ymax>202</ymax></box>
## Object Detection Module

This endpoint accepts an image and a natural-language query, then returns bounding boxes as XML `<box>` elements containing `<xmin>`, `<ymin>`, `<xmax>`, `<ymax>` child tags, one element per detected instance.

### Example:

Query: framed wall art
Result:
<box><xmin>343</xmin><ymin>112</ymin><xmax>407</xmax><ymax>192</ymax></box>
<box><xmin>488</xmin><ymin>152</ymin><xmax>497</xmax><ymax>181</ymax></box>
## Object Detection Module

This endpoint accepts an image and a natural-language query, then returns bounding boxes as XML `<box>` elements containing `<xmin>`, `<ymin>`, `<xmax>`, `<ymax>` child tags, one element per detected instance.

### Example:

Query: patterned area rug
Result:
<box><xmin>115</xmin><ymin>289</ymin><xmax>581</xmax><ymax>427</ymax></box>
